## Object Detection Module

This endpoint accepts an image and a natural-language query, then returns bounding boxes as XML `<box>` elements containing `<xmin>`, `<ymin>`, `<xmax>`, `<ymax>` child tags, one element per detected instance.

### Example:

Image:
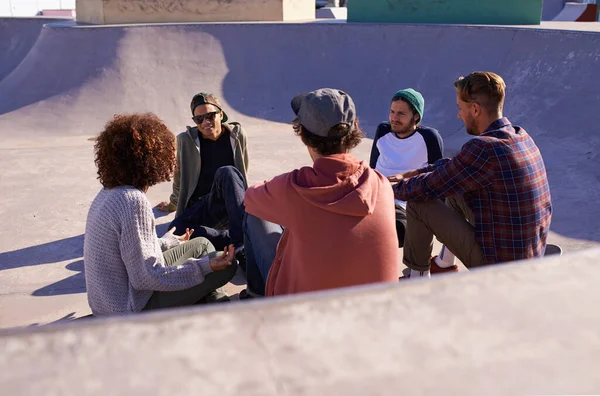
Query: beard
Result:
<box><xmin>391</xmin><ymin>121</ymin><xmax>415</xmax><ymax>136</ymax></box>
<box><xmin>464</xmin><ymin>118</ymin><xmax>478</xmax><ymax>136</ymax></box>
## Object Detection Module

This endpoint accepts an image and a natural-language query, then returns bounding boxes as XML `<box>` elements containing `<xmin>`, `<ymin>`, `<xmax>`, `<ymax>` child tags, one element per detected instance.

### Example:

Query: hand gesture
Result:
<box><xmin>388</xmin><ymin>169</ymin><xmax>418</xmax><ymax>183</ymax></box>
<box><xmin>156</xmin><ymin>201</ymin><xmax>176</xmax><ymax>212</ymax></box>
<box><xmin>177</xmin><ymin>228</ymin><xmax>194</xmax><ymax>242</ymax></box>
<box><xmin>165</xmin><ymin>227</ymin><xmax>194</xmax><ymax>243</ymax></box>
<box><xmin>209</xmin><ymin>244</ymin><xmax>235</xmax><ymax>271</ymax></box>
<box><xmin>387</xmin><ymin>174</ymin><xmax>404</xmax><ymax>183</ymax></box>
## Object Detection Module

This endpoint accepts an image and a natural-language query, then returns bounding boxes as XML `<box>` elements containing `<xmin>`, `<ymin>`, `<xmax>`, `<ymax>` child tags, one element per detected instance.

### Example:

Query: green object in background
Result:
<box><xmin>347</xmin><ymin>0</ymin><xmax>543</xmax><ymax>25</ymax></box>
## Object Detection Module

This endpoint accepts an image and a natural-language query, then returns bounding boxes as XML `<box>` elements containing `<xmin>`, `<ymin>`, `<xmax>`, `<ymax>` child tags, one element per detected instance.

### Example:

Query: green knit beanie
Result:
<box><xmin>392</xmin><ymin>88</ymin><xmax>425</xmax><ymax>122</ymax></box>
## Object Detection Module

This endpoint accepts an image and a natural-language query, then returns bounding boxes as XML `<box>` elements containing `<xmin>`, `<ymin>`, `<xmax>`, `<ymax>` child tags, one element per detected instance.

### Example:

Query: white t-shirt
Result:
<box><xmin>373</xmin><ymin>125</ymin><xmax>443</xmax><ymax>208</ymax></box>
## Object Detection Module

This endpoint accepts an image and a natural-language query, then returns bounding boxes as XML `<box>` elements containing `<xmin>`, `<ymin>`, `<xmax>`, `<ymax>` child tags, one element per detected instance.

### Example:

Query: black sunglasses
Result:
<box><xmin>192</xmin><ymin>111</ymin><xmax>219</xmax><ymax>124</ymax></box>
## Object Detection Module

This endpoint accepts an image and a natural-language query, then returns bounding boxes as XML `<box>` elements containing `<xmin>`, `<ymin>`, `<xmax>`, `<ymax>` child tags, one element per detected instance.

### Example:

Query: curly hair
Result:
<box><xmin>94</xmin><ymin>113</ymin><xmax>176</xmax><ymax>190</ymax></box>
<box><xmin>293</xmin><ymin>118</ymin><xmax>365</xmax><ymax>156</ymax></box>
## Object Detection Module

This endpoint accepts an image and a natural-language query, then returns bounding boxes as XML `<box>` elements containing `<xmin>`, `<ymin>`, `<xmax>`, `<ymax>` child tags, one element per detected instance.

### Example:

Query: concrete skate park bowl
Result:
<box><xmin>1</xmin><ymin>15</ymin><xmax>600</xmax><ymax>394</ymax></box>
<box><xmin>553</xmin><ymin>2</ymin><xmax>599</xmax><ymax>21</ymax></box>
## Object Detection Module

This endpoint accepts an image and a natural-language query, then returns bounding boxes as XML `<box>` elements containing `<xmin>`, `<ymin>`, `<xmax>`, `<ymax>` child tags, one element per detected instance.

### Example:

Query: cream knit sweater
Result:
<box><xmin>84</xmin><ymin>186</ymin><xmax>213</xmax><ymax>316</ymax></box>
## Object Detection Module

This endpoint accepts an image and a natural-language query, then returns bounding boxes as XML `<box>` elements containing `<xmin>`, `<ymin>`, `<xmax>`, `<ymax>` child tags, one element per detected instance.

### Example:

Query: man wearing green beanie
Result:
<box><xmin>370</xmin><ymin>88</ymin><xmax>454</xmax><ymax>274</ymax></box>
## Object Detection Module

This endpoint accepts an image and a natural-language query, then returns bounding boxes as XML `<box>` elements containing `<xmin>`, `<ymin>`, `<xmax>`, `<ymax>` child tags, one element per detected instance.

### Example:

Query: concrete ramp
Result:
<box><xmin>0</xmin><ymin>21</ymin><xmax>599</xmax><ymax>245</ymax></box>
<box><xmin>0</xmin><ymin>21</ymin><xmax>600</xmax><ymax>329</ymax></box>
<box><xmin>553</xmin><ymin>2</ymin><xmax>598</xmax><ymax>21</ymax></box>
<box><xmin>542</xmin><ymin>0</ymin><xmax>566</xmax><ymax>21</ymax></box>
<box><xmin>0</xmin><ymin>17</ymin><xmax>67</xmax><ymax>82</ymax></box>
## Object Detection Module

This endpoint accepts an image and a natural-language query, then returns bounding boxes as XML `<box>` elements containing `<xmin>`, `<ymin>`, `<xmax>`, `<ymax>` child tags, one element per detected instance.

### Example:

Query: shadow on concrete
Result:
<box><xmin>32</xmin><ymin>260</ymin><xmax>86</xmax><ymax>297</ymax></box>
<box><xmin>0</xmin><ymin>234</ymin><xmax>84</xmax><ymax>271</ymax></box>
<box><xmin>156</xmin><ymin>222</ymin><xmax>171</xmax><ymax>236</ymax></box>
<box><xmin>27</xmin><ymin>311</ymin><xmax>89</xmax><ymax>328</ymax></box>
<box><xmin>153</xmin><ymin>207</ymin><xmax>171</xmax><ymax>219</ymax></box>
<box><xmin>0</xmin><ymin>224</ymin><xmax>171</xmax><ymax>271</ymax></box>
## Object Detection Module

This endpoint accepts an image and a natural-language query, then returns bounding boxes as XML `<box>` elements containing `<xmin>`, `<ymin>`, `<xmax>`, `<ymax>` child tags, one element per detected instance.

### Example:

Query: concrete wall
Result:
<box><xmin>2</xmin><ymin>248</ymin><xmax>600</xmax><ymax>395</ymax></box>
<box><xmin>76</xmin><ymin>0</ymin><xmax>314</xmax><ymax>24</ymax></box>
<box><xmin>542</xmin><ymin>0</ymin><xmax>566</xmax><ymax>20</ymax></box>
<box><xmin>347</xmin><ymin>0</ymin><xmax>543</xmax><ymax>24</ymax></box>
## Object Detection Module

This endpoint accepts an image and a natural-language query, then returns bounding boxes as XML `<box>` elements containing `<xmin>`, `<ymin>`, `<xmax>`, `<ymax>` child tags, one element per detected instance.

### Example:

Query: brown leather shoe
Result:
<box><xmin>430</xmin><ymin>256</ymin><xmax>458</xmax><ymax>274</ymax></box>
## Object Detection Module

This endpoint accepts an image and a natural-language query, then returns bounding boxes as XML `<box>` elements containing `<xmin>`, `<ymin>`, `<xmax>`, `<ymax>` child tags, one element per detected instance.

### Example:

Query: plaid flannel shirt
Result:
<box><xmin>394</xmin><ymin>118</ymin><xmax>552</xmax><ymax>265</ymax></box>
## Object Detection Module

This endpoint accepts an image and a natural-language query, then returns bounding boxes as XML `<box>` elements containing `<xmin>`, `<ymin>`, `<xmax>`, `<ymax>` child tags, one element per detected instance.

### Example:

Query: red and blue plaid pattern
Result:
<box><xmin>394</xmin><ymin>118</ymin><xmax>552</xmax><ymax>265</ymax></box>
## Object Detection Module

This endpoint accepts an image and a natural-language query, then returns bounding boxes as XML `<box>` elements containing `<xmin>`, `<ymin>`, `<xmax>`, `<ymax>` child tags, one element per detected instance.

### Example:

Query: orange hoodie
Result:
<box><xmin>244</xmin><ymin>153</ymin><xmax>399</xmax><ymax>296</ymax></box>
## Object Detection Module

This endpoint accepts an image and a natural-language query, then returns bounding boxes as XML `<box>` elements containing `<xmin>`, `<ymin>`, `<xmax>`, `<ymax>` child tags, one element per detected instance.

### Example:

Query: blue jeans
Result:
<box><xmin>244</xmin><ymin>213</ymin><xmax>283</xmax><ymax>296</ymax></box>
<box><xmin>169</xmin><ymin>166</ymin><xmax>246</xmax><ymax>250</ymax></box>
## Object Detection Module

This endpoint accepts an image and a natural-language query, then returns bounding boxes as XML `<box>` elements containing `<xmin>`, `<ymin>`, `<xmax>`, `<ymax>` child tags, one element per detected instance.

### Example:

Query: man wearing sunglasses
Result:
<box><xmin>157</xmin><ymin>92</ymin><xmax>249</xmax><ymax>254</ymax></box>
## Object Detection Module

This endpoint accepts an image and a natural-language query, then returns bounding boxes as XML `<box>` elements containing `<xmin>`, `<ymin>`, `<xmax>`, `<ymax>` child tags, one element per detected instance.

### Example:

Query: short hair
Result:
<box><xmin>391</xmin><ymin>96</ymin><xmax>421</xmax><ymax>125</ymax></box>
<box><xmin>293</xmin><ymin>118</ymin><xmax>365</xmax><ymax>156</ymax></box>
<box><xmin>94</xmin><ymin>113</ymin><xmax>176</xmax><ymax>190</ymax></box>
<box><xmin>454</xmin><ymin>71</ymin><xmax>506</xmax><ymax>113</ymax></box>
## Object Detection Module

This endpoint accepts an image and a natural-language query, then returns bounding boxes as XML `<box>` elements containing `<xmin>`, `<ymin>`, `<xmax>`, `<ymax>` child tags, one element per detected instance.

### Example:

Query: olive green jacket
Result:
<box><xmin>168</xmin><ymin>122</ymin><xmax>249</xmax><ymax>218</ymax></box>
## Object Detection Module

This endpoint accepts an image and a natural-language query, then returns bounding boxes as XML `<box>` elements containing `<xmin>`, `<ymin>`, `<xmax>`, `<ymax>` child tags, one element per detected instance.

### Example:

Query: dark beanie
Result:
<box><xmin>190</xmin><ymin>92</ymin><xmax>229</xmax><ymax>123</ymax></box>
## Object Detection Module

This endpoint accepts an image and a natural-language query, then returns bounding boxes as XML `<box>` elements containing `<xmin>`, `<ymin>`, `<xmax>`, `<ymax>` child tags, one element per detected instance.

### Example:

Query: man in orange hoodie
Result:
<box><xmin>242</xmin><ymin>88</ymin><xmax>400</xmax><ymax>297</ymax></box>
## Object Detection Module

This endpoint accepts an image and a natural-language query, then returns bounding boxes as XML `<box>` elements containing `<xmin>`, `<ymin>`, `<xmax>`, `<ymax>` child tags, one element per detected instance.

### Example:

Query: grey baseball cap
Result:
<box><xmin>291</xmin><ymin>88</ymin><xmax>356</xmax><ymax>138</ymax></box>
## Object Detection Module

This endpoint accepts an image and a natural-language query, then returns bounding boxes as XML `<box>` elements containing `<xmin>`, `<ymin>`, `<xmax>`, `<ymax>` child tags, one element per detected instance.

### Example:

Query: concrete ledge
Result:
<box><xmin>76</xmin><ymin>0</ymin><xmax>315</xmax><ymax>24</ymax></box>
<box><xmin>2</xmin><ymin>248</ymin><xmax>600</xmax><ymax>394</ymax></box>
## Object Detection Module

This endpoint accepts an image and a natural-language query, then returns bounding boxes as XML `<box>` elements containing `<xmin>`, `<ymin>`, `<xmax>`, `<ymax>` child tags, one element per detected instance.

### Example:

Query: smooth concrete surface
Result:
<box><xmin>554</xmin><ymin>2</ymin><xmax>599</xmax><ymax>21</ymax></box>
<box><xmin>543</xmin><ymin>0</ymin><xmax>566</xmax><ymax>20</ymax></box>
<box><xmin>0</xmin><ymin>17</ymin><xmax>68</xmax><ymax>81</ymax></box>
<box><xmin>75</xmin><ymin>0</ymin><xmax>315</xmax><ymax>24</ymax></box>
<box><xmin>2</xmin><ymin>248</ymin><xmax>600</xmax><ymax>395</ymax></box>
<box><xmin>0</xmin><ymin>19</ymin><xmax>599</xmax><ymax>331</ymax></box>
<box><xmin>315</xmin><ymin>6</ymin><xmax>347</xmax><ymax>19</ymax></box>
<box><xmin>348</xmin><ymin>0</ymin><xmax>543</xmax><ymax>24</ymax></box>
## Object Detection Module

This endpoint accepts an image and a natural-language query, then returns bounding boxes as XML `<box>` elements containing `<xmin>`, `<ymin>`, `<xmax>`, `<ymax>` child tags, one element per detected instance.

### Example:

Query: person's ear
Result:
<box><xmin>471</xmin><ymin>102</ymin><xmax>481</xmax><ymax>117</ymax></box>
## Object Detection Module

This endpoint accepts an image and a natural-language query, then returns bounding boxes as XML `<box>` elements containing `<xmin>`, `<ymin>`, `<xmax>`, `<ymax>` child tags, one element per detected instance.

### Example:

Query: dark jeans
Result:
<box><xmin>243</xmin><ymin>213</ymin><xmax>283</xmax><ymax>296</ymax></box>
<box><xmin>144</xmin><ymin>238</ymin><xmax>237</xmax><ymax>310</ymax></box>
<box><xmin>395</xmin><ymin>203</ymin><xmax>407</xmax><ymax>248</ymax></box>
<box><xmin>169</xmin><ymin>166</ymin><xmax>246</xmax><ymax>251</ymax></box>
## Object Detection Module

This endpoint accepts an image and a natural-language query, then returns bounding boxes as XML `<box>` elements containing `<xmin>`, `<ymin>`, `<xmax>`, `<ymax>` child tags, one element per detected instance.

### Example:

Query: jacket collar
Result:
<box><xmin>186</xmin><ymin>122</ymin><xmax>233</xmax><ymax>141</ymax></box>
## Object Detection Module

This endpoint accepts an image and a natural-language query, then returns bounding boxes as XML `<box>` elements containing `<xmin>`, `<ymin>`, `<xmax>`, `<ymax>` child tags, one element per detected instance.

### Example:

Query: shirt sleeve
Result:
<box><xmin>119</xmin><ymin>195</ymin><xmax>213</xmax><ymax>292</ymax></box>
<box><xmin>417</xmin><ymin>157</ymin><xmax>451</xmax><ymax>174</ymax></box>
<box><xmin>369</xmin><ymin>123</ymin><xmax>389</xmax><ymax>169</ymax></box>
<box><xmin>394</xmin><ymin>138</ymin><xmax>493</xmax><ymax>201</ymax></box>
<box><xmin>158</xmin><ymin>232</ymin><xmax>180</xmax><ymax>252</ymax></box>
<box><xmin>244</xmin><ymin>172</ymin><xmax>295</xmax><ymax>228</ymax></box>
<box><xmin>418</xmin><ymin>127</ymin><xmax>444</xmax><ymax>164</ymax></box>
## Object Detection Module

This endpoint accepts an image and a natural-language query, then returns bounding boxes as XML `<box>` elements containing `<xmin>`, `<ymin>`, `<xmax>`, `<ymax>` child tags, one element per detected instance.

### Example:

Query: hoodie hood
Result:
<box><xmin>291</xmin><ymin>154</ymin><xmax>383</xmax><ymax>217</ymax></box>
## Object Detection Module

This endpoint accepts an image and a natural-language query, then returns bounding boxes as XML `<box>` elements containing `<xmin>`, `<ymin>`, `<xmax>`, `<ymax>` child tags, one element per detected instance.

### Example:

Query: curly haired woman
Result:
<box><xmin>84</xmin><ymin>113</ymin><xmax>236</xmax><ymax>316</ymax></box>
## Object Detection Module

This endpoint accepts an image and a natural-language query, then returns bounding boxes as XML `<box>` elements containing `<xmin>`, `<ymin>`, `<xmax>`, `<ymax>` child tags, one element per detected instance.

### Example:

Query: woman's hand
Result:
<box><xmin>209</xmin><ymin>244</ymin><xmax>235</xmax><ymax>271</ymax></box>
<box><xmin>177</xmin><ymin>228</ymin><xmax>194</xmax><ymax>243</ymax></box>
<box><xmin>165</xmin><ymin>227</ymin><xmax>194</xmax><ymax>243</ymax></box>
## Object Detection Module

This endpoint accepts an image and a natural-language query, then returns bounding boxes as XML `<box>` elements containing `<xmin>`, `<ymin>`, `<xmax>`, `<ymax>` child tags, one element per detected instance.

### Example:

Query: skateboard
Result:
<box><xmin>544</xmin><ymin>243</ymin><xmax>563</xmax><ymax>256</ymax></box>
